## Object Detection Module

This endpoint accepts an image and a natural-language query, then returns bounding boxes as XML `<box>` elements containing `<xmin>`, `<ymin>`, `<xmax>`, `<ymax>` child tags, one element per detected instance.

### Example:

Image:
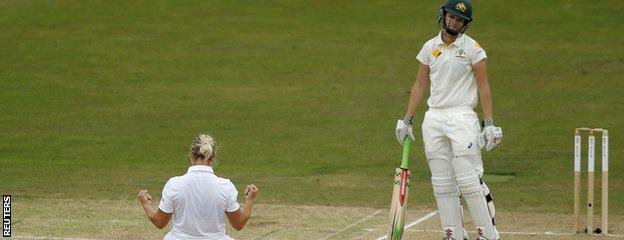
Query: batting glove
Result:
<box><xmin>478</xmin><ymin>119</ymin><xmax>503</xmax><ymax>151</ymax></box>
<box><xmin>395</xmin><ymin>116</ymin><xmax>415</xmax><ymax>146</ymax></box>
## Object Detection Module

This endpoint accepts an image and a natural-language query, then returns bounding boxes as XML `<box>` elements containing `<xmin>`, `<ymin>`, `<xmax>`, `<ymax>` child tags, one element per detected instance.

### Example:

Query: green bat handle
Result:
<box><xmin>400</xmin><ymin>137</ymin><xmax>411</xmax><ymax>169</ymax></box>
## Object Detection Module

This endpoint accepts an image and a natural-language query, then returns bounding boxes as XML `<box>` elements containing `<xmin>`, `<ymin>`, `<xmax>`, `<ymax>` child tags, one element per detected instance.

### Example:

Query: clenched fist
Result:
<box><xmin>244</xmin><ymin>185</ymin><xmax>258</xmax><ymax>201</ymax></box>
<box><xmin>137</xmin><ymin>189</ymin><xmax>152</xmax><ymax>204</ymax></box>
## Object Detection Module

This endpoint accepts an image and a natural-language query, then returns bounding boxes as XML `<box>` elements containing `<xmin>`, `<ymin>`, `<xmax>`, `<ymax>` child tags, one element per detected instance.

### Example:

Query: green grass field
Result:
<box><xmin>1</xmin><ymin>0</ymin><xmax>623</xmax><ymax>239</ymax></box>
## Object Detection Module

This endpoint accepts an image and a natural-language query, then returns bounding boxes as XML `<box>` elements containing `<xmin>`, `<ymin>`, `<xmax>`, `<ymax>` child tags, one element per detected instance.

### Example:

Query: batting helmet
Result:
<box><xmin>440</xmin><ymin>0</ymin><xmax>473</xmax><ymax>22</ymax></box>
<box><xmin>437</xmin><ymin>0</ymin><xmax>473</xmax><ymax>34</ymax></box>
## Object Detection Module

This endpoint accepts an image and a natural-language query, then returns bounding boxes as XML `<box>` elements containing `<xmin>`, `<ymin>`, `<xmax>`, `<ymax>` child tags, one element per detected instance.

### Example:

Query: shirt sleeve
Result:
<box><xmin>469</xmin><ymin>40</ymin><xmax>487</xmax><ymax>65</ymax></box>
<box><xmin>225</xmin><ymin>181</ymin><xmax>240</xmax><ymax>213</ymax></box>
<box><xmin>158</xmin><ymin>178</ymin><xmax>174</xmax><ymax>214</ymax></box>
<box><xmin>416</xmin><ymin>42</ymin><xmax>430</xmax><ymax>65</ymax></box>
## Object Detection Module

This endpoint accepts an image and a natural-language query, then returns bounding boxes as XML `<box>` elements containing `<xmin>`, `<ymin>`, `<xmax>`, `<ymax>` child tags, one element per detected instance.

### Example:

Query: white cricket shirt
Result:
<box><xmin>159</xmin><ymin>165</ymin><xmax>240</xmax><ymax>240</ymax></box>
<box><xmin>416</xmin><ymin>31</ymin><xmax>487</xmax><ymax>109</ymax></box>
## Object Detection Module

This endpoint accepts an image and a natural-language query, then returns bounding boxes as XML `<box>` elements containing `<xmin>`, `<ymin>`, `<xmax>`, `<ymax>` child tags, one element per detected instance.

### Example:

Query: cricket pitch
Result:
<box><xmin>10</xmin><ymin>198</ymin><xmax>624</xmax><ymax>239</ymax></box>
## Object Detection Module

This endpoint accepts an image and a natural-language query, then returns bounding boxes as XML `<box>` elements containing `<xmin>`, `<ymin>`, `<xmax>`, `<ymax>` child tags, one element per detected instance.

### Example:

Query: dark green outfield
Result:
<box><xmin>1</xmin><ymin>0</ymin><xmax>622</xmax><ymax>215</ymax></box>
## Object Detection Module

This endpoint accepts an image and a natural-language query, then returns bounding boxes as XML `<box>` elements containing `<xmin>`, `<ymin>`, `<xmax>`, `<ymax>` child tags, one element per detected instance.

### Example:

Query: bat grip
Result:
<box><xmin>400</xmin><ymin>137</ymin><xmax>411</xmax><ymax>169</ymax></box>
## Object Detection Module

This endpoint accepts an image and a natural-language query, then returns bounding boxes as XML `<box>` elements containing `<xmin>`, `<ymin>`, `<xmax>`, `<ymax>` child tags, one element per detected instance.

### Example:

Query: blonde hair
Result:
<box><xmin>190</xmin><ymin>133</ymin><xmax>216</xmax><ymax>162</ymax></box>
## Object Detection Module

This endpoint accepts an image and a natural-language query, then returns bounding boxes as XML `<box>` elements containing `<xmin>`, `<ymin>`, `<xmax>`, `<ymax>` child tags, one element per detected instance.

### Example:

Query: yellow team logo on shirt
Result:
<box><xmin>456</xmin><ymin>3</ymin><xmax>467</xmax><ymax>12</ymax></box>
<box><xmin>432</xmin><ymin>48</ymin><xmax>441</xmax><ymax>58</ymax></box>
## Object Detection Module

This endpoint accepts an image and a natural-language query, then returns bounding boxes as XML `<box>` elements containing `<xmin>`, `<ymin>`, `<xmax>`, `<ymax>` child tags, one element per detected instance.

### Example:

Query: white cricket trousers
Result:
<box><xmin>421</xmin><ymin>106</ymin><xmax>481</xmax><ymax>159</ymax></box>
<box><xmin>421</xmin><ymin>106</ymin><xmax>497</xmax><ymax>239</ymax></box>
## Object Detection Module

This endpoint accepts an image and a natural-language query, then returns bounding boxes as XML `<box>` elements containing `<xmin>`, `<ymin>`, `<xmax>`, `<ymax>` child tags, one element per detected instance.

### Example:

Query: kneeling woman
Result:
<box><xmin>138</xmin><ymin>133</ymin><xmax>258</xmax><ymax>240</ymax></box>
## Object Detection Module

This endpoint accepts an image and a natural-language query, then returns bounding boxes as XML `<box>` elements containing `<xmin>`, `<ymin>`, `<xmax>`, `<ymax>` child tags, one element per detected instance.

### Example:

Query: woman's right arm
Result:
<box><xmin>138</xmin><ymin>189</ymin><xmax>172</xmax><ymax>229</ymax></box>
<box><xmin>404</xmin><ymin>63</ymin><xmax>430</xmax><ymax>118</ymax></box>
<box><xmin>226</xmin><ymin>185</ymin><xmax>258</xmax><ymax>231</ymax></box>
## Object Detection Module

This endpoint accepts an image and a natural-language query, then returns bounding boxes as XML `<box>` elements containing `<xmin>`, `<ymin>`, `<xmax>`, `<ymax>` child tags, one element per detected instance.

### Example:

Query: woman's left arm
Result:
<box><xmin>474</xmin><ymin>59</ymin><xmax>493</xmax><ymax>120</ymax></box>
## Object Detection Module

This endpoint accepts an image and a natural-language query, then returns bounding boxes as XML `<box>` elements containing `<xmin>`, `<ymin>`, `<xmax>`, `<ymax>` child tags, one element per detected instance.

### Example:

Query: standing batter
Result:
<box><xmin>395</xmin><ymin>0</ymin><xmax>502</xmax><ymax>239</ymax></box>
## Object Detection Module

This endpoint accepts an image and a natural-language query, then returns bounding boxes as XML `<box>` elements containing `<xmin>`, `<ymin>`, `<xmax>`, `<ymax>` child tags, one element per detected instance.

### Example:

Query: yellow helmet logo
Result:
<box><xmin>455</xmin><ymin>2</ymin><xmax>467</xmax><ymax>12</ymax></box>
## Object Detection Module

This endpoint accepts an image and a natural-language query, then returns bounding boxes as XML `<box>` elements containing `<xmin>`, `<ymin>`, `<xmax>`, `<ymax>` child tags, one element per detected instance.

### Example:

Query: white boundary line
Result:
<box><xmin>374</xmin><ymin>210</ymin><xmax>438</xmax><ymax>240</ymax></box>
<box><xmin>407</xmin><ymin>229</ymin><xmax>624</xmax><ymax>238</ymax></box>
<box><xmin>498</xmin><ymin>231</ymin><xmax>624</xmax><ymax>238</ymax></box>
<box><xmin>319</xmin><ymin>209</ymin><xmax>382</xmax><ymax>240</ymax></box>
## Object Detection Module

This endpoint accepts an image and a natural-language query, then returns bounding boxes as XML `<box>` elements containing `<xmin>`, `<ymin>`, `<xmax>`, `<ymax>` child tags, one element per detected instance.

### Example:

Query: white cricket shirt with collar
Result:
<box><xmin>416</xmin><ymin>31</ymin><xmax>487</xmax><ymax>109</ymax></box>
<box><xmin>159</xmin><ymin>165</ymin><xmax>240</xmax><ymax>240</ymax></box>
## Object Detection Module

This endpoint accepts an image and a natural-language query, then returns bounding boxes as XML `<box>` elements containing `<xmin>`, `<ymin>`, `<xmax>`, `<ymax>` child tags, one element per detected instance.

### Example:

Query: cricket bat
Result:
<box><xmin>386</xmin><ymin>137</ymin><xmax>412</xmax><ymax>240</ymax></box>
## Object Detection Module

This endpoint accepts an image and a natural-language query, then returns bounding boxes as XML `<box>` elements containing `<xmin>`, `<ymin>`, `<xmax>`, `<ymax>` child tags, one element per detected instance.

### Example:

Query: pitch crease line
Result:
<box><xmin>406</xmin><ymin>229</ymin><xmax>624</xmax><ymax>238</ymax></box>
<box><xmin>320</xmin><ymin>209</ymin><xmax>382</xmax><ymax>240</ymax></box>
<box><xmin>375</xmin><ymin>210</ymin><xmax>438</xmax><ymax>240</ymax></box>
<box><xmin>496</xmin><ymin>231</ymin><xmax>623</xmax><ymax>237</ymax></box>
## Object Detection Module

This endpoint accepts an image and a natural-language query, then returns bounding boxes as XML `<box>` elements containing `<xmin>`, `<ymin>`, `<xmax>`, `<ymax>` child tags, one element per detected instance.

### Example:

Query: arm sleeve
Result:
<box><xmin>470</xmin><ymin>41</ymin><xmax>487</xmax><ymax>65</ymax></box>
<box><xmin>225</xmin><ymin>181</ymin><xmax>240</xmax><ymax>213</ymax></box>
<box><xmin>416</xmin><ymin>42</ymin><xmax>430</xmax><ymax>65</ymax></box>
<box><xmin>158</xmin><ymin>179</ymin><xmax>174</xmax><ymax>214</ymax></box>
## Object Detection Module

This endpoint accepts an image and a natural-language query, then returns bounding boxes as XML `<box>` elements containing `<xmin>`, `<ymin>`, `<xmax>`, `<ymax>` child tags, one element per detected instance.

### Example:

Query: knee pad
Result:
<box><xmin>431</xmin><ymin>173</ymin><xmax>457</xmax><ymax>196</ymax></box>
<box><xmin>452</xmin><ymin>157</ymin><xmax>482</xmax><ymax>197</ymax></box>
<box><xmin>428</xmin><ymin>158</ymin><xmax>458</xmax><ymax>197</ymax></box>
